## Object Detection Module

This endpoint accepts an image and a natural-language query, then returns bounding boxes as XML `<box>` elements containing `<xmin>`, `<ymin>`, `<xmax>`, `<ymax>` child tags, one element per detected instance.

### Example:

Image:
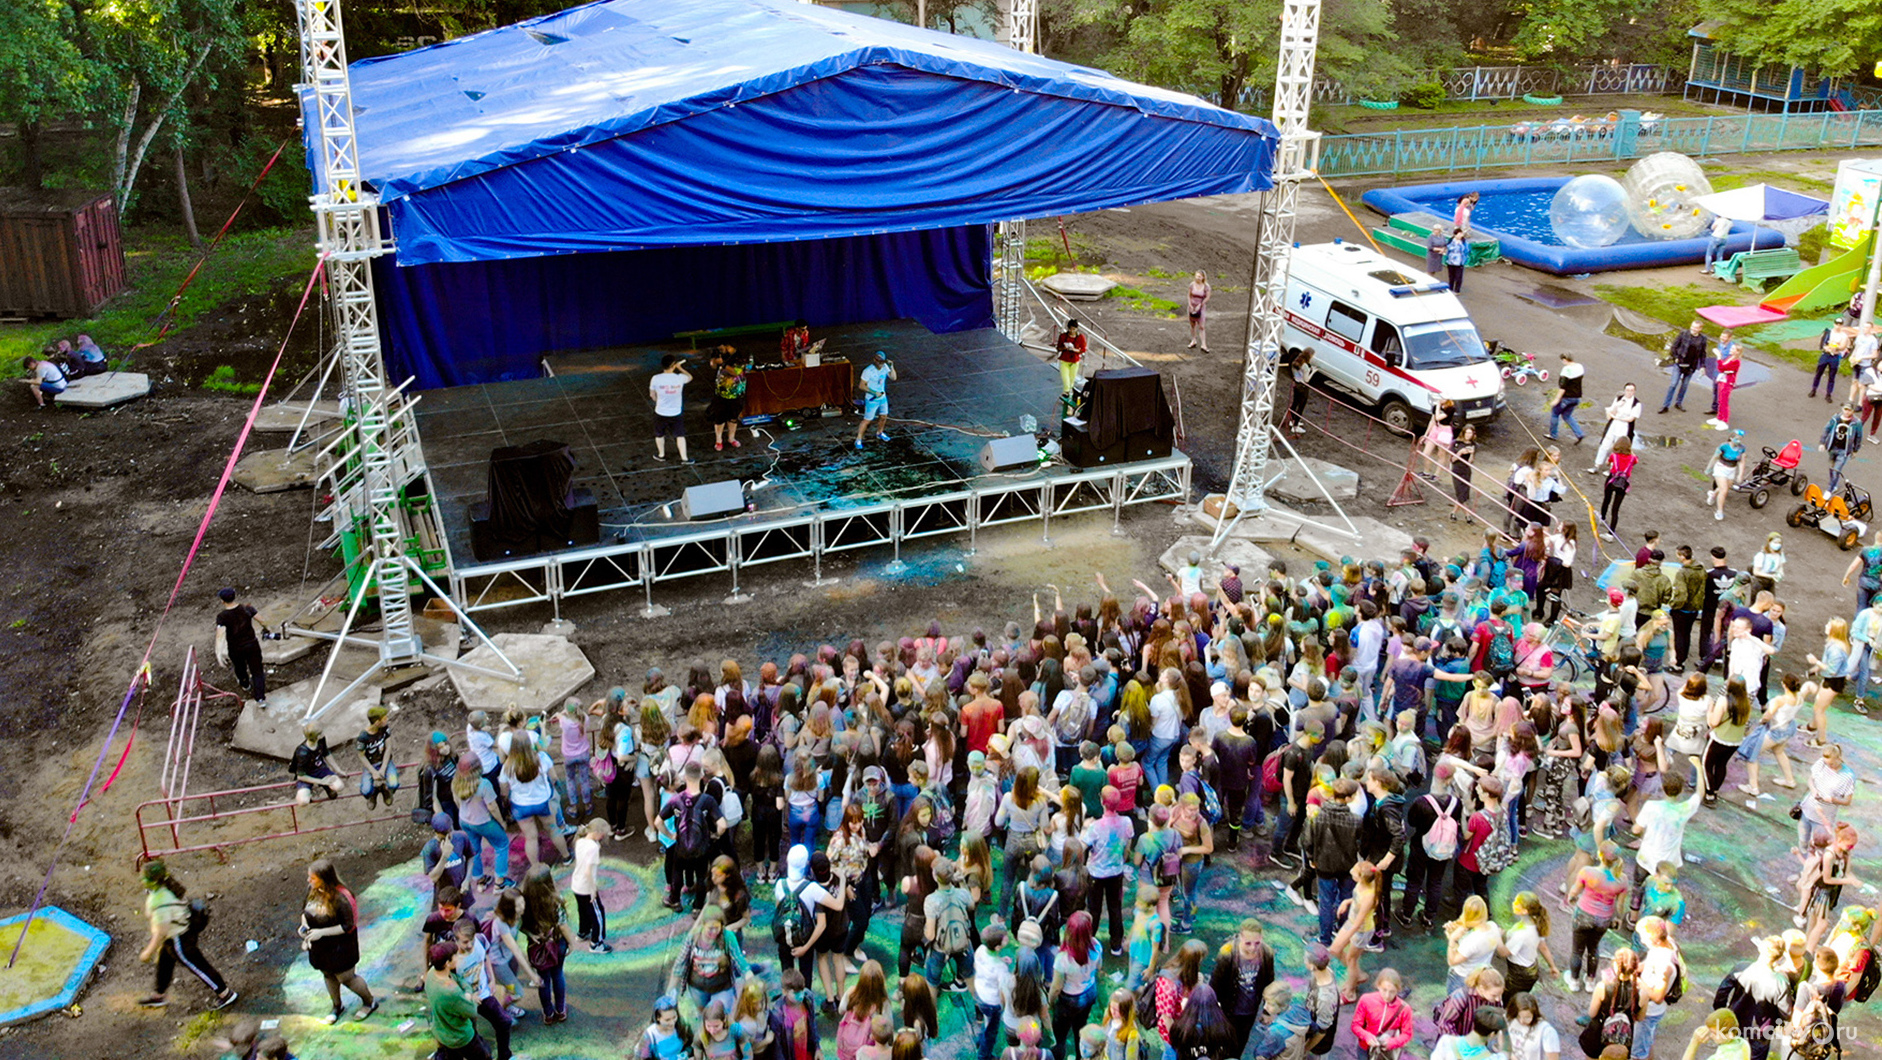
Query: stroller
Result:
<box><xmin>1733</xmin><ymin>439</ymin><xmax>1808</xmax><ymax>509</ymax></box>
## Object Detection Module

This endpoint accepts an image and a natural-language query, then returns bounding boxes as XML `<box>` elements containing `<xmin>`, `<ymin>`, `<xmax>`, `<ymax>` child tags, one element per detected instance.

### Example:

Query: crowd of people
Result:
<box><xmin>156</xmin><ymin>531</ymin><xmax>1882</xmax><ymax>1060</ymax></box>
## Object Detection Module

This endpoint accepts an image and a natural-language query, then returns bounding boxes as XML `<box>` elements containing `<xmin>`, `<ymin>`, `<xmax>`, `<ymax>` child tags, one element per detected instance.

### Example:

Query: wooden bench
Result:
<box><xmin>1727</xmin><ymin>248</ymin><xmax>1802</xmax><ymax>290</ymax></box>
<box><xmin>673</xmin><ymin>319</ymin><xmax>795</xmax><ymax>349</ymax></box>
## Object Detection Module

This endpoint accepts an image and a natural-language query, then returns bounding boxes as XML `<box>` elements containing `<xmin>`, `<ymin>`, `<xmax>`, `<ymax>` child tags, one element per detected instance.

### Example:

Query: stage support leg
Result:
<box><xmin>804</xmin><ymin>520</ymin><xmax>838</xmax><ymax>588</ymax></box>
<box><xmin>639</xmin><ymin>547</ymin><xmax>669</xmax><ymax>619</ymax></box>
<box><xmin>725</xmin><ymin>537</ymin><xmax>753</xmax><ymax>605</ymax></box>
<box><xmin>882</xmin><ymin>508</ymin><xmax>908</xmax><ymax>576</ymax></box>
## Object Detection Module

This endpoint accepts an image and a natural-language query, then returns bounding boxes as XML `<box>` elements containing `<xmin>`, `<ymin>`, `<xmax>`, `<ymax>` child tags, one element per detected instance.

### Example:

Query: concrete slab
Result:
<box><xmin>1040</xmin><ymin>273</ymin><xmax>1119</xmax><ymax>301</ymax></box>
<box><xmin>53</xmin><ymin>371</ymin><xmax>149</xmax><ymax>409</ymax></box>
<box><xmin>232</xmin><ymin>446</ymin><xmax>320</xmax><ymax>493</ymax></box>
<box><xmin>449</xmin><ymin>633</ymin><xmax>594</xmax><ymax>714</ymax></box>
<box><xmin>1270</xmin><ymin>455</ymin><xmax>1360</xmax><ymax>504</ymax></box>
<box><xmin>253</xmin><ymin>399</ymin><xmax>342</xmax><ymax>432</ymax></box>
<box><xmin>232</xmin><ymin>676</ymin><xmax>381</xmax><ymax>760</ymax></box>
<box><xmin>1159</xmin><ymin>536</ymin><xmax>1274</xmax><ymax>594</ymax></box>
<box><xmin>1191</xmin><ymin>498</ymin><xmax>1410</xmax><ymax>565</ymax></box>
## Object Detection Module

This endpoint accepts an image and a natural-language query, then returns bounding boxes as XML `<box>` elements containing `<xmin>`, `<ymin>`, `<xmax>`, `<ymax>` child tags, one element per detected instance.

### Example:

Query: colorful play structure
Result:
<box><xmin>1698</xmin><ymin>231</ymin><xmax>1871</xmax><ymax>327</ymax></box>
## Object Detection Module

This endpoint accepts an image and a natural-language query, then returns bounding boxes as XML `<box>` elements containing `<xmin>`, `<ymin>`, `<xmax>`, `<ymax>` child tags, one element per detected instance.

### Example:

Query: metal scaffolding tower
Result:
<box><xmin>993</xmin><ymin>0</ymin><xmax>1037</xmax><ymax>343</ymax></box>
<box><xmin>1213</xmin><ymin>0</ymin><xmax>1325</xmax><ymax>546</ymax></box>
<box><xmin>294</xmin><ymin>0</ymin><xmax>519</xmax><ymax>715</ymax></box>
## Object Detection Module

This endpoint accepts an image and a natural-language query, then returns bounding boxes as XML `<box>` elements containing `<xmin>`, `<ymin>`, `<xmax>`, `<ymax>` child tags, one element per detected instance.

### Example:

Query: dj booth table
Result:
<box><xmin>743</xmin><ymin>361</ymin><xmax>854</xmax><ymax>416</ymax></box>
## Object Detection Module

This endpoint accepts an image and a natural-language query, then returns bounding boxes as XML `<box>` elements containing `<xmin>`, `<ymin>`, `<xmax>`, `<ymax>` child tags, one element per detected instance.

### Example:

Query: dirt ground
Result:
<box><xmin>1</xmin><ymin>158</ymin><xmax>1879</xmax><ymax>1056</ymax></box>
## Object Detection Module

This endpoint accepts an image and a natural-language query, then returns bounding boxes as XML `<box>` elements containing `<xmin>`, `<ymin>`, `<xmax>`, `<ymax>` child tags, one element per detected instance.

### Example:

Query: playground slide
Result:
<box><xmin>1761</xmin><ymin>231</ymin><xmax>1872</xmax><ymax>315</ymax></box>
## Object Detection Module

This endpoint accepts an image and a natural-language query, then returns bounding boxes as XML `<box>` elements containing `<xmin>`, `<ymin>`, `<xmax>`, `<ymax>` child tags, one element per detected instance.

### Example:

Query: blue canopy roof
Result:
<box><xmin>324</xmin><ymin>0</ymin><xmax>1277</xmax><ymax>265</ymax></box>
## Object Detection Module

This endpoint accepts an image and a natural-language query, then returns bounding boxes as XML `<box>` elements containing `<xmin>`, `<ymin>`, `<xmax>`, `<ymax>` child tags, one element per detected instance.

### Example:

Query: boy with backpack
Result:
<box><xmin>656</xmin><ymin>762</ymin><xmax>726</xmax><ymax>913</ymax></box>
<box><xmin>1469</xmin><ymin>600</ymin><xmax>1518</xmax><ymax>687</ymax></box>
<box><xmin>1458</xmin><ymin>777</ymin><xmax>1516</xmax><ymax>904</ymax></box>
<box><xmin>923</xmin><ymin>857</ymin><xmax>976</xmax><ymax>990</ymax></box>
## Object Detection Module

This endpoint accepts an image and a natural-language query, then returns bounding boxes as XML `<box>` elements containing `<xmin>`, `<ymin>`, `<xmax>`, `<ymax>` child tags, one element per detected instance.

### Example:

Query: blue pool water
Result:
<box><xmin>1361</xmin><ymin>177</ymin><xmax>1779</xmax><ymax>274</ymax></box>
<box><xmin>1467</xmin><ymin>189</ymin><xmax>1652</xmax><ymax>247</ymax></box>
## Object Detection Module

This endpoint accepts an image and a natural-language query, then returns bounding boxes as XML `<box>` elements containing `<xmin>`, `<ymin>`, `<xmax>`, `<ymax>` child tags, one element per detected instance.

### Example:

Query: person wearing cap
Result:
<box><xmin>1216</xmin><ymin>562</ymin><xmax>1244</xmax><ymax>609</ymax></box>
<box><xmin>1704</xmin><ymin>428</ymin><xmax>1747</xmax><ymax>521</ymax></box>
<box><xmin>291</xmin><ymin>726</ymin><xmax>345</xmax><ymax>806</ymax></box>
<box><xmin>138</xmin><ymin>858</ymin><xmax>239</xmax><ymax>1011</ymax></box>
<box><xmin>213</xmin><ymin>587</ymin><xmax>268</xmax><ymax>704</ymax></box>
<box><xmin>1055</xmin><ymin>318</ymin><xmax>1088</xmax><ymax>397</ymax></box>
<box><xmin>855</xmin><ymin>350</ymin><xmax>897</xmax><ymax>450</ymax></box>
<box><xmin>354</xmin><ymin>705</ymin><xmax>399</xmax><ymax>810</ymax></box>
<box><xmin>423</xmin><ymin>810</ymin><xmax>478</xmax><ymax>898</ymax></box>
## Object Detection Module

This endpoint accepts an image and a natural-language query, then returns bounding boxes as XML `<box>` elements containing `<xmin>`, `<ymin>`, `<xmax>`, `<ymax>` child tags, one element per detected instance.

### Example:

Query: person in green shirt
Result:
<box><xmin>1680</xmin><ymin>1009</ymin><xmax>1750</xmax><ymax>1060</ymax></box>
<box><xmin>138</xmin><ymin>859</ymin><xmax>238</xmax><ymax>1011</ymax></box>
<box><xmin>426</xmin><ymin>942</ymin><xmax>488</xmax><ymax>1059</ymax></box>
<box><xmin>1070</xmin><ymin>742</ymin><xmax>1109</xmax><ymax>820</ymax></box>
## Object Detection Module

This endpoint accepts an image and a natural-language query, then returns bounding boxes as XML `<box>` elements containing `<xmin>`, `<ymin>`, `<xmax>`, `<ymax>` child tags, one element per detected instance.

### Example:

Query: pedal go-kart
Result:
<box><xmin>1733</xmin><ymin>439</ymin><xmax>1808</xmax><ymax>510</ymax></box>
<box><xmin>1486</xmin><ymin>340</ymin><xmax>1549</xmax><ymax>386</ymax></box>
<box><xmin>1787</xmin><ymin>479</ymin><xmax>1873</xmax><ymax>550</ymax></box>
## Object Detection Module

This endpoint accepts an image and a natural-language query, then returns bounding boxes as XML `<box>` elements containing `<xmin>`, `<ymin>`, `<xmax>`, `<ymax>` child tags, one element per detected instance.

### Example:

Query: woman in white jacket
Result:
<box><xmin>1589</xmin><ymin>383</ymin><xmax>1643</xmax><ymax>473</ymax></box>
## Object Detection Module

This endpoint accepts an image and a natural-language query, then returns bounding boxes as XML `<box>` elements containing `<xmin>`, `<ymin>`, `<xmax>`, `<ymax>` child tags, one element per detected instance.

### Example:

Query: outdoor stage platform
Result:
<box><xmin>413</xmin><ymin>320</ymin><xmax>1191</xmax><ymax>613</ymax></box>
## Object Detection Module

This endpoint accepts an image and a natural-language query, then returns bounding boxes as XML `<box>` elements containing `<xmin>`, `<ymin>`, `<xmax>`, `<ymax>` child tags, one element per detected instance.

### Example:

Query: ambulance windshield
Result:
<box><xmin>1402</xmin><ymin>320</ymin><xmax>1489</xmax><ymax>370</ymax></box>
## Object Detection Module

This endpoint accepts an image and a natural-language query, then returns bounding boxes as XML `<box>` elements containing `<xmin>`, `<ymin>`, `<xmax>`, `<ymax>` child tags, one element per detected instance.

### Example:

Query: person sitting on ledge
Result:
<box><xmin>69</xmin><ymin>335</ymin><xmax>109</xmax><ymax>378</ymax></box>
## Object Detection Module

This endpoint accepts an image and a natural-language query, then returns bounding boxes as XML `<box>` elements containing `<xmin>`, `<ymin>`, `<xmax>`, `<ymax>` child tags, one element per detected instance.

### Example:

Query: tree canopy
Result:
<box><xmin>1698</xmin><ymin>0</ymin><xmax>1882</xmax><ymax>79</ymax></box>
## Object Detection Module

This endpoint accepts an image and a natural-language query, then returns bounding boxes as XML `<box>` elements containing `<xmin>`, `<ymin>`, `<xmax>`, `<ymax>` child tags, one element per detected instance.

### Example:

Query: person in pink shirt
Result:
<box><xmin>1351</xmin><ymin>968</ymin><xmax>1414</xmax><ymax>1058</ymax></box>
<box><xmin>1707</xmin><ymin>332</ymin><xmax>1741</xmax><ymax>431</ymax></box>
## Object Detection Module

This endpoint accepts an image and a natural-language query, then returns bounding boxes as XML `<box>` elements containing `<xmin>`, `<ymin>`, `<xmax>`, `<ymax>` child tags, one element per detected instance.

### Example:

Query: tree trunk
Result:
<box><xmin>175</xmin><ymin>146</ymin><xmax>202</xmax><ymax>248</ymax></box>
<box><xmin>116</xmin><ymin>43</ymin><xmax>214</xmax><ymax>221</ymax></box>
<box><xmin>18</xmin><ymin>123</ymin><xmax>43</xmax><ymax>190</ymax></box>
<box><xmin>110</xmin><ymin>80</ymin><xmax>142</xmax><ymax>211</ymax></box>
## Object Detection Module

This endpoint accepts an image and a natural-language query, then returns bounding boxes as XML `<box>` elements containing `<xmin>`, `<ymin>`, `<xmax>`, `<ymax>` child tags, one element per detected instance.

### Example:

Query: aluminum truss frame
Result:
<box><xmin>295</xmin><ymin>0</ymin><xmax>518</xmax><ymax>714</ymax></box>
<box><xmin>993</xmin><ymin>8</ymin><xmax>1036</xmax><ymax>343</ymax></box>
<box><xmin>446</xmin><ymin>456</ymin><xmax>1192</xmax><ymax>615</ymax></box>
<box><xmin>1213</xmin><ymin>0</ymin><xmax>1325</xmax><ymax>549</ymax></box>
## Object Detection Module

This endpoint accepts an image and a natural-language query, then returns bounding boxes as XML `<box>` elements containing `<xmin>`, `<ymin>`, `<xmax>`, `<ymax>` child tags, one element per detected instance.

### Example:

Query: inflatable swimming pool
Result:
<box><xmin>1361</xmin><ymin>177</ymin><xmax>1785</xmax><ymax>275</ymax></box>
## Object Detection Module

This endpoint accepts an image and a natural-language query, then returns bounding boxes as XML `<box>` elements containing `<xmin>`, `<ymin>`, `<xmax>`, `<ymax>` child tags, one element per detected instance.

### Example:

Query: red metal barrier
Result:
<box><xmin>134</xmin><ymin>760</ymin><xmax>419</xmax><ymax>864</ymax></box>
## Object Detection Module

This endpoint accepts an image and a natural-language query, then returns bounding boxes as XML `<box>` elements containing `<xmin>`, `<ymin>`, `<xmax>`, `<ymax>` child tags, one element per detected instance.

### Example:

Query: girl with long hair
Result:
<box><xmin>1498</xmin><ymin>891</ymin><xmax>1558</xmax><ymax>997</ymax></box>
<box><xmin>1563</xmin><ymin>841</ymin><xmax>1627</xmax><ymax>992</ymax></box>
<box><xmin>835</xmin><ymin>959</ymin><xmax>888</xmax><ymax>1060</ymax></box>
<box><xmin>638</xmin><ymin>700</ymin><xmax>671</xmax><ymax>839</ymax></box>
<box><xmin>899</xmin><ymin>972</ymin><xmax>939</xmax><ymax>1041</ymax></box>
<box><xmin>453</xmin><ymin>752</ymin><xmax>513</xmax><ymax>888</ymax></box>
<box><xmin>749</xmin><ymin>743</ymin><xmax>785</xmax><ymax>884</ymax></box>
<box><xmin>1805</xmin><ymin>617</ymin><xmax>1852</xmax><ymax>747</ymax></box>
<box><xmin>1444</xmin><ymin>895</ymin><xmax>1503</xmax><ymax>996</ymax></box>
<box><xmin>1167</xmin><ymin>983</ymin><xmax>1237</xmax><ymax>1060</ymax></box>
<box><xmin>1578</xmin><ymin>948</ymin><xmax>1642</xmax><ymax>1059</ymax></box>
<box><xmin>501</xmin><ymin>739</ymin><xmax>569</xmax><ymax>867</ymax></box>
<box><xmin>519</xmin><ymin>864</ymin><xmax>579</xmax><ymax>1023</ymax></box>
<box><xmin>785</xmin><ymin>749</ymin><xmax>824</xmax><ymax>853</ymax></box>
<box><xmin>1103</xmin><ymin>987</ymin><xmax>1144</xmax><ymax>1060</ymax></box>
<box><xmin>299</xmin><ymin>858</ymin><xmax>375</xmax><ymax>1022</ymax></box>
<box><xmin>1049</xmin><ymin>910</ymin><xmax>1099</xmax><ymax>1050</ymax></box>
<box><xmin>1701</xmin><ymin>676</ymin><xmax>1754</xmax><ymax>804</ymax></box>
<box><xmin>995</xmin><ymin>767</ymin><xmax>1051</xmax><ymax>915</ymax></box>
<box><xmin>898</xmin><ymin>845</ymin><xmax>938</xmax><ymax>980</ymax></box>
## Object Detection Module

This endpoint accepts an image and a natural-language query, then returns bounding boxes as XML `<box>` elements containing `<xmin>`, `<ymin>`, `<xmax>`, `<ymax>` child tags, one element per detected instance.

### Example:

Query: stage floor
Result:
<box><xmin>415</xmin><ymin>320</ymin><xmax>1148</xmax><ymax>569</ymax></box>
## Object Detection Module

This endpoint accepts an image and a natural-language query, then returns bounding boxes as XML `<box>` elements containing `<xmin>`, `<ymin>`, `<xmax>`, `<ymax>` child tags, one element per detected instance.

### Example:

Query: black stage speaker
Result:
<box><xmin>470</xmin><ymin>488</ymin><xmax>600</xmax><ymax>560</ymax></box>
<box><xmin>1060</xmin><ymin>422</ymin><xmax>1128</xmax><ymax>468</ymax></box>
<box><xmin>978</xmin><ymin>435</ymin><xmax>1040</xmax><ymax>472</ymax></box>
<box><xmin>682</xmin><ymin>480</ymin><xmax>746</xmax><ymax>520</ymax></box>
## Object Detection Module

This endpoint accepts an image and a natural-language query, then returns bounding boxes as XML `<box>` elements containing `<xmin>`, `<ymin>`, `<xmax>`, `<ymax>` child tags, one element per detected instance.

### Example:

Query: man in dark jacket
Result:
<box><xmin>1822</xmin><ymin>404</ymin><xmax>1865</xmax><ymax>490</ymax></box>
<box><xmin>1660</xmin><ymin>320</ymin><xmax>1709</xmax><ymax>413</ymax></box>
<box><xmin>1361</xmin><ymin>769</ymin><xmax>1408</xmax><ymax>943</ymax></box>
<box><xmin>1211</xmin><ymin>918</ymin><xmax>1276</xmax><ymax>1058</ymax></box>
<box><xmin>1301</xmin><ymin>778</ymin><xmax>1363</xmax><ymax>946</ymax></box>
<box><xmin>1668</xmin><ymin>545</ymin><xmax>1707</xmax><ymax>670</ymax></box>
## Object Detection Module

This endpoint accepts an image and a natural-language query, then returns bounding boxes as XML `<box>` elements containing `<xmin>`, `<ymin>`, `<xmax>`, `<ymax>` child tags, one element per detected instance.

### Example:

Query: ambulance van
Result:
<box><xmin>1281</xmin><ymin>240</ymin><xmax>1505</xmax><ymax>433</ymax></box>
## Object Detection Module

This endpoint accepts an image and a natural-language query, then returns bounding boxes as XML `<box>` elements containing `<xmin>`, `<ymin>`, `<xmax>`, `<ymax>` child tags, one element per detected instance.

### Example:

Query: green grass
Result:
<box><xmin>200</xmin><ymin>364</ymin><xmax>263</xmax><ymax>395</ymax></box>
<box><xmin>1107</xmin><ymin>284</ymin><xmax>1182</xmax><ymax>317</ymax></box>
<box><xmin>0</xmin><ymin>225</ymin><xmax>314</xmax><ymax>370</ymax></box>
<box><xmin>1595</xmin><ymin>281</ymin><xmax>1819</xmax><ymax>371</ymax></box>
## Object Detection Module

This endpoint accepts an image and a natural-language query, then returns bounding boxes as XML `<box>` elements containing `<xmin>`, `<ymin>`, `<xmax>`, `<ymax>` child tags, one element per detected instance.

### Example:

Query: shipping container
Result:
<box><xmin>0</xmin><ymin>190</ymin><xmax>126</xmax><ymax>319</ymax></box>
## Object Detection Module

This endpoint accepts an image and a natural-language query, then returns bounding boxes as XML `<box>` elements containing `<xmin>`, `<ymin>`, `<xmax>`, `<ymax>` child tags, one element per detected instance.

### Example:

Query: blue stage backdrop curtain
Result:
<box><xmin>376</xmin><ymin>226</ymin><xmax>991</xmax><ymax>389</ymax></box>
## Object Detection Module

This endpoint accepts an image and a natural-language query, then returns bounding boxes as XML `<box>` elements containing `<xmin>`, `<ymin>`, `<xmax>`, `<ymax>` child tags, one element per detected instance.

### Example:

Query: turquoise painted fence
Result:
<box><xmin>1319</xmin><ymin>109</ymin><xmax>1882</xmax><ymax>179</ymax></box>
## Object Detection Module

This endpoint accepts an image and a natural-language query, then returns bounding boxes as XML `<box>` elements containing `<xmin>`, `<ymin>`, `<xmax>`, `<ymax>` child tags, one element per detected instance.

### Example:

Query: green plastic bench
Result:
<box><xmin>1734</xmin><ymin>248</ymin><xmax>1802</xmax><ymax>291</ymax></box>
<box><xmin>674</xmin><ymin>319</ymin><xmax>796</xmax><ymax>348</ymax></box>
